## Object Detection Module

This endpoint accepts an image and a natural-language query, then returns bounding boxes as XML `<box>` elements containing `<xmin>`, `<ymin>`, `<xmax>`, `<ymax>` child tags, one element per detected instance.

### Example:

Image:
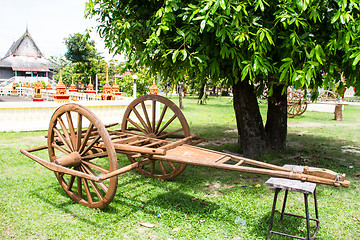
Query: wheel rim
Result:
<box><xmin>121</xmin><ymin>95</ymin><xmax>190</xmax><ymax>180</ymax></box>
<box><xmin>48</xmin><ymin>103</ymin><xmax>118</xmax><ymax>209</ymax></box>
<box><xmin>298</xmin><ymin>101</ymin><xmax>307</xmax><ymax>115</ymax></box>
<box><xmin>319</xmin><ymin>90</ymin><xmax>337</xmax><ymax>101</ymax></box>
<box><xmin>295</xmin><ymin>91</ymin><xmax>307</xmax><ymax>116</ymax></box>
<box><xmin>287</xmin><ymin>91</ymin><xmax>301</xmax><ymax>118</ymax></box>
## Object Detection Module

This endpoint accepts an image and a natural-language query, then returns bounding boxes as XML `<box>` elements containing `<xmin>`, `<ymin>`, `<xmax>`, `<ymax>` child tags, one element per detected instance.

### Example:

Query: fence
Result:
<box><xmin>0</xmin><ymin>87</ymin><xmax>138</xmax><ymax>131</ymax></box>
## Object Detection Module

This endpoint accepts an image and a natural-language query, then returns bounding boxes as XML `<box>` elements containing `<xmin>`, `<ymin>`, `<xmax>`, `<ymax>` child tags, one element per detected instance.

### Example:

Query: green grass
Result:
<box><xmin>1</xmin><ymin>96</ymin><xmax>359</xmax><ymax>239</ymax></box>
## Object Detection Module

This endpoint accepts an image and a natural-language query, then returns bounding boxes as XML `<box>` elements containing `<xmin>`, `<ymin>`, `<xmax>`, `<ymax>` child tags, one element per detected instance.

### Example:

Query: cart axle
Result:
<box><xmin>54</xmin><ymin>152</ymin><xmax>81</xmax><ymax>167</ymax></box>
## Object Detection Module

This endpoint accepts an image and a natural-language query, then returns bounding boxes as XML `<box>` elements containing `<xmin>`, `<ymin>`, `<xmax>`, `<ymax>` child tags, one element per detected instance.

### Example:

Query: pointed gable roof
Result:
<box><xmin>4</xmin><ymin>28</ymin><xmax>43</xmax><ymax>58</ymax></box>
<box><xmin>0</xmin><ymin>28</ymin><xmax>58</xmax><ymax>71</ymax></box>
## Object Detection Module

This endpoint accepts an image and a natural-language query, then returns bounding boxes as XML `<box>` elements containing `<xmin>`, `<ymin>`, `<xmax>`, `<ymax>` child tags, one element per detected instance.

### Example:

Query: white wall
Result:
<box><xmin>0</xmin><ymin>99</ymin><xmax>139</xmax><ymax>132</ymax></box>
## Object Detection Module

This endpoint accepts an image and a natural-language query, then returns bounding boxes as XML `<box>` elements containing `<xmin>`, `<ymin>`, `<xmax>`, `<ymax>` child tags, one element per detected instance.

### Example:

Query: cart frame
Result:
<box><xmin>20</xmin><ymin>95</ymin><xmax>349</xmax><ymax>209</ymax></box>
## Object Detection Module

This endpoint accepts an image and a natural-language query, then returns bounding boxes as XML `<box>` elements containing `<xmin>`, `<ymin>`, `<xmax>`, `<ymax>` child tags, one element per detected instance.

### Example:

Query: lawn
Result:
<box><xmin>0</xmin><ymin>96</ymin><xmax>359</xmax><ymax>239</ymax></box>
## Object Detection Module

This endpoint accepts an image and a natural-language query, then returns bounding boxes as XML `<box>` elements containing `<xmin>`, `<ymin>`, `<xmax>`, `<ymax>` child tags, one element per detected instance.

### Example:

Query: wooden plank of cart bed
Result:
<box><xmin>158</xmin><ymin>145</ymin><xmax>227</xmax><ymax>164</ymax></box>
<box><xmin>98</xmin><ymin>142</ymin><xmax>166</xmax><ymax>155</ymax></box>
<box><xmin>157</xmin><ymin>145</ymin><xmax>293</xmax><ymax>172</ymax></box>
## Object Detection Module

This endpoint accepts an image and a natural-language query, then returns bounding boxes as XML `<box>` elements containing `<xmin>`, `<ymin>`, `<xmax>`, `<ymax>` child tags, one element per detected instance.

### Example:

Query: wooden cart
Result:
<box><xmin>21</xmin><ymin>95</ymin><xmax>349</xmax><ymax>209</ymax></box>
<box><xmin>287</xmin><ymin>90</ymin><xmax>308</xmax><ymax>118</ymax></box>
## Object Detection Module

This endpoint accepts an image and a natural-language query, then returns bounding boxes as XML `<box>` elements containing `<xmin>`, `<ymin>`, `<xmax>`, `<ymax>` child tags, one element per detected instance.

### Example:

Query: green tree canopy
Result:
<box><xmin>63</xmin><ymin>33</ymin><xmax>104</xmax><ymax>84</ymax></box>
<box><xmin>64</xmin><ymin>33</ymin><xmax>97</xmax><ymax>63</ymax></box>
<box><xmin>86</xmin><ymin>0</ymin><xmax>360</xmax><ymax>157</ymax></box>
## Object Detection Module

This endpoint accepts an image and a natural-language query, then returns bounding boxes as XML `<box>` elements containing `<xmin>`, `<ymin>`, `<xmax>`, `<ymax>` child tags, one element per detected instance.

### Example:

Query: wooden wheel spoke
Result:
<box><xmin>57</xmin><ymin>117</ymin><xmax>74</xmax><ymax>151</ymax></box>
<box><xmin>81</xmin><ymin>164</ymin><xmax>108</xmax><ymax>192</ymax></box>
<box><xmin>66</xmin><ymin>112</ymin><xmax>77</xmax><ymax>148</ymax></box>
<box><xmin>77</xmin><ymin>176</ymin><xmax>82</xmax><ymax>198</ymax></box>
<box><xmin>151</xmin><ymin>160</ymin><xmax>155</xmax><ymax>176</ymax></box>
<box><xmin>80</xmin><ymin>135</ymin><xmax>101</xmax><ymax>156</ymax></box>
<box><xmin>132</xmin><ymin>107</ymin><xmax>151</xmax><ymax>133</ymax></box>
<box><xmin>78</xmin><ymin>123</ymin><xmax>94</xmax><ymax>154</ymax></box>
<box><xmin>51</xmin><ymin>142</ymin><xmax>71</xmax><ymax>155</ymax></box>
<box><xmin>158</xmin><ymin>160</ymin><xmax>167</xmax><ymax>175</ymax></box>
<box><xmin>152</xmin><ymin>100</ymin><xmax>156</xmax><ymax>132</ymax></box>
<box><xmin>67</xmin><ymin>175</ymin><xmax>75</xmax><ymax>191</ymax></box>
<box><xmin>141</xmin><ymin>101</ymin><xmax>152</xmax><ymax>133</ymax></box>
<box><xmin>53</xmin><ymin>127</ymin><xmax>73</xmax><ymax>152</ymax></box>
<box><xmin>81</xmin><ymin>160</ymin><xmax>110</xmax><ymax>174</ymax></box>
<box><xmin>155</xmin><ymin>105</ymin><xmax>168</xmax><ymax>134</ymax></box>
<box><xmin>157</xmin><ymin>128</ymin><xmax>184</xmax><ymax>139</ymax></box>
<box><xmin>82</xmin><ymin>178</ymin><xmax>93</xmax><ymax>203</ymax></box>
<box><xmin>76</xmin><ymin>113</ymin><xmax>83</xmax><ymax>151</ymax></box>
<box><xmin>89</xmin><ymin>180</ymin><xmax>104</xmax><ymax>200</ymax></box>
<box><xmin>81</xmin><ymin>152</ymin><xmax>109</xmax><ymax>161</ymax></box>
<box><xmin>81</xmin><ymin>165</ymin><xmax>105</xmax><ymax>200</ymax></box>
<box><xmin>157</xmin><ymin>114</ymin><xmax>177</xmax><ymax>136</ymax></box>
<box><xmin>167</xmin><ymin>161</ymin><xmax>176</xmax><ymax>170</ymax></box>
<box><xmin>127</xmin><ymin>118</ymin><xmax>147</xmax><ymax>134</ymax></box>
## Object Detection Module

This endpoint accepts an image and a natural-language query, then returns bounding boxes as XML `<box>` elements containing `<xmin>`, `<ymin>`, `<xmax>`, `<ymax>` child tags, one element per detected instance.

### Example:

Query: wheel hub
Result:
<box><xmin>54</xmin><ymin>152</ymin><xmax>82</xmax><ymax>167</ymax></box>
<box><xmin>146</xmin><ymin>133</ymin><xmax>157</xmax><ymax>138</ymax></box>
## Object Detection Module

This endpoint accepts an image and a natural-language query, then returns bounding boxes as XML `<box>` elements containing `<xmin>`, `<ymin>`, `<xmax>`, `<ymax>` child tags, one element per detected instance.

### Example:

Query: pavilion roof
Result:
<box><xmin>0</xmin><ymin>55</ymin><xmax>56</xmax><ymax>71</ymax></box>
<box><xmin>4</xmin><ymin>28</ymin><xmax>43</xmax><ymax>58</ymax></box>
<box><xmin>0</xmin><ymin>28</ymin><xmax>57</xmax><ymax>71</ymax></box>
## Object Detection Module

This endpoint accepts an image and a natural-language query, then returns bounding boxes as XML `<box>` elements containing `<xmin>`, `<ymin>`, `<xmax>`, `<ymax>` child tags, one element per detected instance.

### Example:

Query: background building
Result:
<box><xmin>0</xmin><ymin>28</ymin><xmax>57</xmax><ymax>87</ymax></box>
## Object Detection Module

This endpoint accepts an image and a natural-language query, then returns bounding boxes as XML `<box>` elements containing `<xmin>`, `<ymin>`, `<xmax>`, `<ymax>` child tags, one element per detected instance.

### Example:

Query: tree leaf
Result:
<box><xmin>259</xmin><ymin>31</ymin><xmax>265</xmax><ymax>42</ymax></box>
<box><xmin>200</xmin><ymin>20</ymin><xmax>206</xmax><ymax>32</ymax></box>
<box><xmin>265</xmin><ymin>30</ymin><xmax>274</xmax><ymax>45</ymax></box>
<box><xmin>172</xmin><ymin>49</ymin><xmax>179</xmax><ymax>63</ymax></box>
<box><xmin>331</xmin><ymin>10</ymin><xmax>341</xmax><ymax>24</ymax></box>
<box><xmin>352</xmin><ymin>54</ymin><xmax>360</xmax><ymax>66</ymax></box>
<box><xmin>181</xmin><ymin>49</ymin><xmax>188</xmax><ymax>61</ymax></box>
<box><xmin>279</xmin><ymin>68</ymin><xmax>288</xmax><ymax>83</ymax></box>
<box><xmin>241</xmin><ymin>64</ymin><xmax>250</xmax><ymax>81</ymax></box>
<box><xmin>220</xmin><ymin>0</ymin><xmax>226</xmax><ymax>10</ymax></box>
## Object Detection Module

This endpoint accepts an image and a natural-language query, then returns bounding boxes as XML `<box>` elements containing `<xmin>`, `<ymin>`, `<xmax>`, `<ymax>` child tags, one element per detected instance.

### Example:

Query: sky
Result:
<box><xmin>0</xmin><ymin>0</ymin><xmax>124</xmax><ymax>61</ymax></box>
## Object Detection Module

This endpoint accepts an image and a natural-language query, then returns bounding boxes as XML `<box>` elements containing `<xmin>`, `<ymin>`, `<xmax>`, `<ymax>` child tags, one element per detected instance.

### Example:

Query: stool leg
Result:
<box><xmin>304</xmin><ymin>194</ymin><xmax>311</xmax><ymax>240</ymax></box>
<box><xmin>267</xmin><ymin>188</ymin><xmax>281</xmax><ymax>240</ymax></box>
<box><xmin>314</xmin><ymin>189</ymin><xmax>319</xmax><ymax>219</ymax></box>
<box><xmin>280</xmin><ymin>189</ymin><xmax>288</xmax><ymax>221</ymax></box>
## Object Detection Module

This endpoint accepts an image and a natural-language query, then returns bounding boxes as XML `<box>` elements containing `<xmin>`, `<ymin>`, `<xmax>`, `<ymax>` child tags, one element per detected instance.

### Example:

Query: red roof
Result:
<box><xmin>12</xmin><ymin>67</ymin><xmax>49</xmax><ymax>72</ymax></box>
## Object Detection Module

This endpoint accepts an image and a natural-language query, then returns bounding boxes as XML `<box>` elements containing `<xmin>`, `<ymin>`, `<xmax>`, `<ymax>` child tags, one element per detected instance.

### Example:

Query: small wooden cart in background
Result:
<box><xmin>287</xmin><ymin>90</ymin><xmax>308</xmax><ymax>118</ymax></box>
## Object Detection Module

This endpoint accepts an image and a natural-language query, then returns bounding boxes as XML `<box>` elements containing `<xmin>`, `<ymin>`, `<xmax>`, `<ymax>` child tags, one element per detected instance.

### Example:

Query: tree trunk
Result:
<box><xmin>178</xmin><ymin>82</ymin><xmax>184</xmax><ymax>109</ymax></box>
<box><xmin>334</xmin><ymin>104</ymin><xmax>343</xmax><ymax>121</ymax></box>
<box><xmin>198</xmin><ymin>82</ymin><xmax>207</xmax><ymax>104</ymax></box>
<box><xmin>233</xmin><ymin>79</ymin><xmax>268</xmax><ymax>158</ymax></box>
<box><xmin>265</xmin><ymin>80</ymin><xmax>287</xmax><ymax>150</ymax></box>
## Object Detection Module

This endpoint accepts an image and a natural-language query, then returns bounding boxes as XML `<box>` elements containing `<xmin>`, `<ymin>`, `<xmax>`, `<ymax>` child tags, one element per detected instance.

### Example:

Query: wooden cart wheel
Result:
<box><xmin>319</xmin><ymin>90</ymin><xmax>337</xmax><ymax>101</ymax></box>
<box><xmin>287</xmin><ymin>91</ymin><xmax>302</xmax><ymax>118</ymax></box>
<box><xmin>295</xmin><ymin>90</ymin><xmax>307</xmax><ymax>116</ymax></box>
<box><xmin>121</xmin><ymin>94</ymin><xmax>190</xmax><ymax>180</ymax></box>
<box><xmin>48</xmin><ymin>103</ymin><xmax>118</xmax><ymax>209</ymax></box>
<box><xmin>298</xmin><ymin>100</ymin><xmax>308</xmax><ymax>115</ymax></box>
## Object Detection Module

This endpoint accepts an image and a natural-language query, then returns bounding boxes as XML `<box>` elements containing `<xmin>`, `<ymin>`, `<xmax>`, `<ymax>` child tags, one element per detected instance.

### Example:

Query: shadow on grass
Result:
<box><xmin>31</xmin><ymin>186</ymin><xmax>102</xmax><ymax>227</ymax></box>
<box><xmin>111</xmin><ymin>188</ymin><xmax>271</xmax><ymax>238</ymax></box>
<box><xmin>30</xmin><ymin>172</ymin><xmax>270</xmax><ymax>238</ymax></box>
<box><xmin>256</xmin><ymin>211</ymin><xmax>319</xmax><ymax>240</ymax></box>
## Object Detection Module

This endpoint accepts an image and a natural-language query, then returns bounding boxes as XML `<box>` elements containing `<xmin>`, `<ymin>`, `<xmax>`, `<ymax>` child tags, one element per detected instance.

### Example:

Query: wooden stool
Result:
<box><xmin>265</xmin><ymin>165</ymin><xmax>320</xmax><ymax>240</ymax></box>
